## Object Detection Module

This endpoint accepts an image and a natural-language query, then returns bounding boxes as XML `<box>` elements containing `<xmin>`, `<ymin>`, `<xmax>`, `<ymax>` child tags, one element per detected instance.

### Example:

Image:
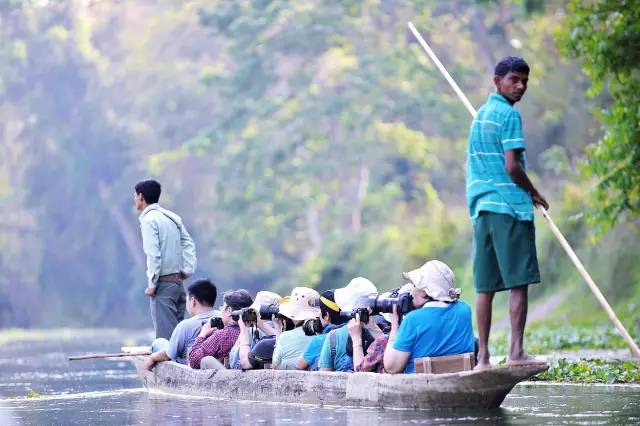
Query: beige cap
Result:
<box><xmin>278</xmin><ymin>287</ymin><xmax>320</xmax><ymax>321</ymax></box>
<box><xmin>249</xmin><ymin>291</ymin><xmax>281</xmax><ymax>312</ymax></box>
<box><xmin>334</xmin><ymin>277</ymin><xmax>378</xmax><ymax>312</ymax></box>
<box><xmin>403</xmin><ymin>260</ymin><xmax>461</xmax><ymax>302</ymax></box>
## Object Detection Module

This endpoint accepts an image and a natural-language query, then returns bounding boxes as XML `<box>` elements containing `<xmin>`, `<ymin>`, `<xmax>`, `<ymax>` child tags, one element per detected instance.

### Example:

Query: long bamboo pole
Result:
<box><xmin>69</xmin><ymin>351</ymin><xmax>151</xmax><ymax>361</ymax></box>
<box><xmin>407</xmin><ymin>21</ymin><xmax>640</xmax><ymax>362</ymax></box>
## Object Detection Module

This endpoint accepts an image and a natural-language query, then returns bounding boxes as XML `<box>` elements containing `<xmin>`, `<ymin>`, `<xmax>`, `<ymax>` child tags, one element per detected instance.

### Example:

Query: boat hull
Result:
<box><xmin>130</xmin><ymin>356</ymin><xmax>546</xmax><ymax>409</ymax></box>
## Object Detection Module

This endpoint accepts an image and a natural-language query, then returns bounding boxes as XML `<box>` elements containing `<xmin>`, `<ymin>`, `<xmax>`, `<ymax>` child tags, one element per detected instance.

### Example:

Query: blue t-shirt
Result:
<box><xmin>318</xmin><ymin>325</ymin><xmax>352</xmax><ymax>371</ymax></box>
<box><xmin>466</xmin><ymin>93</ymin><xmax>533</xmax><ymax>222</ymax></box>
<box><xmin>166</xmin><ymin>310</ymin><xmax>218</xmax><ymax>364</ymax></box>
<box><xmin>393</xmin><ymin>301</ymin><xmax>475</xmax><ymax>373</ymax></box>
<box><xmin>301</xmin><ymin>324</ymin><xmax>337</xmax><ymax>369</ymax></box>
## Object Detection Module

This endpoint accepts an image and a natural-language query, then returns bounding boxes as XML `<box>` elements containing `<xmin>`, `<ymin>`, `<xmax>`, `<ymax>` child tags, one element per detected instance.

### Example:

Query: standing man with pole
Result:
<box><xmin>408</xmin><ymin>22</ymin><xmax>640</xmax><ymax>362</ymax></box>
<box><xmin>134</xmin><ymin>179</ymin><xmax>197</xmax><ymax>340</ymax></box>
<box><xmin>467</xmin><ymin>57</ymin><xmax>548</xmax><ymax>368</ymax></box>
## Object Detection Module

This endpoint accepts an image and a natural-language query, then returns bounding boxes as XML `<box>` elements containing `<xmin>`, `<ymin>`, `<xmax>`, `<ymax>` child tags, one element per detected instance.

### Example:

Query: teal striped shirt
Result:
<box><xmin>466</xmin><ymin>93</ymin><xmax>534</xmax><ymax>222</ymax></box>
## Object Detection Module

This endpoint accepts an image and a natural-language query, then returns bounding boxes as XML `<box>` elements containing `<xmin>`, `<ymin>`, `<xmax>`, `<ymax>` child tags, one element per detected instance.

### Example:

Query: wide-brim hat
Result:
<box><xmin>278</xmin><ymin>287</ymin><xmax>320</xmax><ymax>321</ymax></box>
<box><xmin>402</xmin><ymin>260</ymin><xmax>460</xmax><ymax>302</ymax></box>
<box><xmin>249</xmin><ymin>291</ymin><xmax>282</xmax><ymax>312</ymax></box>
<box><xmin>334</xmin><ymin>277</ymin><xmax>378</xmax><ymax>312</ymax></box>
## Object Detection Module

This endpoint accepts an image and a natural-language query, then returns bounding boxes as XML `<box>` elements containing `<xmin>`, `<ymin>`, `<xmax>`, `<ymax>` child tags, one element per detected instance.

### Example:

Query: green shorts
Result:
<box><xmin>472</xmin><ymin>211</ymin><xmax>540</xmax><ymax>293</ymax></box>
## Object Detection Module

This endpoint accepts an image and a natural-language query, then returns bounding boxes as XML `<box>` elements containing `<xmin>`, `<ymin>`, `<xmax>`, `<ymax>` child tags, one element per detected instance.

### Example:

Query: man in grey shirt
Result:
<box><xmin>134</xmin><ymin>179</ymin><xmax>197</xmax><ymax>339</ymax></box>
<box><xmin>146</xmin><ymin>279</ymin><xmax>219</xmax><ymax>370</ymax></box>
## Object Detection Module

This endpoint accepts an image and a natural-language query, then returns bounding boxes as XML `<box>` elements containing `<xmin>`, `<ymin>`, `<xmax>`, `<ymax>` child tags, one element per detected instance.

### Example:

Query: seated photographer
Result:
<box><xmin>349</xmin><ymin>284</ymin><xmax>413</xmax><ymax>373</ymax></box>
<box><xmin>236</xmin><ymin>320</ymin><xmax>277</xmax><ymax>370</ymax></box>
<box><xmin>383</xmin><ymin>260</ymin><xmax>474</xmax><ymax>374</ymax></box>
<box><xmin>231</xmin><ymin>291</ymin><xmax>281</xmax><ymax>370</ymax></box>
<box><xmin>296</xmin><ymin>290</ymin><xmax>343</xmax><ymax>370</ymax></box>
<box><xmin>188</xmin><ymin>289</ymin><xmax>253</xmax><ymax>369</ymax></box>
<box><xmin>272</xmin><ymin>287</ymin><xmax>320</xmax><ymax>370</ymax></box>
<box><xmin>145</xmin><ymin>279</ymin><xmax>219</xmax><ymax>371</ymax></box>
<box><xmin>318</xmin><ymin>277</ymin><xmax>379</xmax><ymax>372</ymax></box>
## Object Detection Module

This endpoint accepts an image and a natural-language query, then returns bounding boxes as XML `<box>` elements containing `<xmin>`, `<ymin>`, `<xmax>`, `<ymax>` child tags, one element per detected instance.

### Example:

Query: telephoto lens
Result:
<box><xmin>302</xmin><ymin>318</ymin><xmax>323</xmax><ymax>336</ymax></box>
<box><xmin>368</xmin><ymin>292</ymin><xmax>414</xmax><ymax>316</ymax></box>
<box><xmin>231</xmin><ymin>307</ymin><xmax>258</xmax><ymax>323</ymax></box>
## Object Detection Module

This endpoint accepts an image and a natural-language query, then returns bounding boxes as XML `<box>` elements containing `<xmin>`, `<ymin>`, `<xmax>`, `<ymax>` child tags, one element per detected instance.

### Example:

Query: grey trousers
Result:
<box><xmin>150</xmin><ymin>281</ymin><xmax>186</xmax><ymax>339</ymax></box>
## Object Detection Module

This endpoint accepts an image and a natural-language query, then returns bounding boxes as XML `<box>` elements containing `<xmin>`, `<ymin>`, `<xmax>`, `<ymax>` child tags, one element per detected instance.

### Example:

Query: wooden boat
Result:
<box><xmin>129</xmin><ymin>355</ymin><xmax>547</xmax><ymax>410</ymax></box>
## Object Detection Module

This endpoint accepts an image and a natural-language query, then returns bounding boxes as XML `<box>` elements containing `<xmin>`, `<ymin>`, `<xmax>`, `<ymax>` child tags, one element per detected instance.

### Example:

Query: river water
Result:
<box><xmin>0</xmin><ymin>332</ymin><xmax>638</xmax><ymax>425</ymax></box>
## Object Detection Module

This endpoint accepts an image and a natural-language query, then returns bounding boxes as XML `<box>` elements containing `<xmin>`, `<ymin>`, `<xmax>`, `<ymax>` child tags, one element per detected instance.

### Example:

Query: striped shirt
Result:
<box><xmin>466</xmin><ymin>93</ymin><xmax>534</xmax><ymax>222</ymax></box>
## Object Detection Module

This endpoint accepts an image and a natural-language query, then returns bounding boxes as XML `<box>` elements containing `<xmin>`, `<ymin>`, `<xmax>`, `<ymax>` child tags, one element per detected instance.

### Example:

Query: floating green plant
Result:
<box><xmin>533</xmin><ymin>358</ymin><xmax>640</xmax><ymax>384</ymax></box>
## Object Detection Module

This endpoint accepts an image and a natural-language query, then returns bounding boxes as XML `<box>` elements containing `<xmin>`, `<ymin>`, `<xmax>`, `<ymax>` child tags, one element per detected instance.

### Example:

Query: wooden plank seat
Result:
<box><xmin>414</xmin><ymin>352</ymin><xmax>475</xmax><ymax>374</ymax></box>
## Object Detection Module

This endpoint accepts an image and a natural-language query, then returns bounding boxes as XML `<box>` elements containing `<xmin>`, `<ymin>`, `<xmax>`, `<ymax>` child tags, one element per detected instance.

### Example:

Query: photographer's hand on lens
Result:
<box><xmin>347</xmin><ymin>314</ymin><xmax>362</xmax><ymax>340</ymax></box>
<box><xmin>390</xmin><ymin>304</ymin><xmax>400</xmax><ymax>329</ymax></box>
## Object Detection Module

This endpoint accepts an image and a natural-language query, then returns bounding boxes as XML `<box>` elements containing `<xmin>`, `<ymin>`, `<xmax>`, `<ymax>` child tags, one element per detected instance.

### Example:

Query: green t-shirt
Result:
<box><xmin>272</xmin><ymin>326</ymin><xmax>313</xmax><ymax>370</ymax></box>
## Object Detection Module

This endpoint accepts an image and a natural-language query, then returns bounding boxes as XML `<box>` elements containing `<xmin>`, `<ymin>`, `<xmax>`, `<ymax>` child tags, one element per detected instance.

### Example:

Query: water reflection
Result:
<box><xmin>0</xmin><ymin>333</ymin><xmax>639</xmax><ymax>425</ymax></box>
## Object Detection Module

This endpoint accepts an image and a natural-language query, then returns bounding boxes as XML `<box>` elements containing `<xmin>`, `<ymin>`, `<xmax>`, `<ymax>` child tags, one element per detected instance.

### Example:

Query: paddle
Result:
<box><xmin>407</xmin><ymin>21</ymin><xmax>640</xmax><ymax>362</ymax></box>
<box><xmin>68</xmin><ymin>351</ymin><xmax>151</xmax><ymax>361</ymax></box>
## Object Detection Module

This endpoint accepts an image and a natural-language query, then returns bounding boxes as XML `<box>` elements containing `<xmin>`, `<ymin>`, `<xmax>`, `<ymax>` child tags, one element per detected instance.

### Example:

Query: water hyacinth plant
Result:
<box><xmin>534</xmin><ymin>359</ymin><xmax>640</xmax><ymax>384</ymax></box>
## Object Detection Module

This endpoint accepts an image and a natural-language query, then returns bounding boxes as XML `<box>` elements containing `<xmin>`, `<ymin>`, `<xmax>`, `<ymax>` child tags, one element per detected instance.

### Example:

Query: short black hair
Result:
<box><xmin>186</xmin><ymin>279</ymin><xmax>217</xmax><ymax>307</ymax></box>
<box><xmin>494</xmin><ymin>56</ymin><xmax>530</xmax><ymax>77</ymax></box>
<box><xmin>320</xmin><ymin>290</ymin><xmax>341</xmax><ymax>323</ymax></box>
<box><xmin>223</xmin><ymin>289</ymin><xmax>253</xmax><ymax>311</ymax></box>
<box><xmin>135</xmin><ymin>180</ymin><xmax>161</xmax><ymax>204</ymax></box>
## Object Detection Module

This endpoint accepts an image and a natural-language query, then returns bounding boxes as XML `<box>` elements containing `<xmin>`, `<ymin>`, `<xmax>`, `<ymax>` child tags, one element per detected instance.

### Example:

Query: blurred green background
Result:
<box><xmin>0</xmin><ymin>0</ymin><xmax>637</xmax><ymax>338</ymax></box>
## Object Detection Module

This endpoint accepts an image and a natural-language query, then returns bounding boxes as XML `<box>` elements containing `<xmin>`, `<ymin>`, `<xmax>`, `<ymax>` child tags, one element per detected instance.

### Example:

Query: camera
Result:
<box><xmin>206</xmin><ymin>317</ymin><xmax>224</xmax><ymax>330</ymax></box>
<box><xmin>340</xmin><ymin>307</ymin><xmax>370</xmax><ymax>324</ymax></box>
<box><xmin>231</xmin><ymin>307</ymin><xmax>258</xmax><ymax>323</ymax></box>
<box><xmin>302</xmin><ymin>318</ymin><xmax>323</xmax><ymax>336</ymax></box>
<box><xmin>366</xmin><ymin>292</ymin><xmax>414</xmax><ymax>317</ymax></box>
<box><xmin>258</xmin><ymin>303</ymin><xmax>280</xmax><ymax>320</ymax></box>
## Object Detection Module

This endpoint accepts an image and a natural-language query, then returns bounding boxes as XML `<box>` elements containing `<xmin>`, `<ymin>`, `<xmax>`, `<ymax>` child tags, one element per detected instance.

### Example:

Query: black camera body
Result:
<box><xmin>367</xmin><ymin>292</ymin><xmax>414</xmax><ymax>317</ymax></box>
<box><xmin>302</xmin><ymin>318</ymin><xmax>323</xmax><ymax>336</ymax></box>
<box><xmin>340</xmin><ymin>307</ymin><xmax>370</xmax><ymax>324</ymax></box>
<box><xmin>231</xmin><ymin>307</ymin><xmax>258</xmax><ymax>323</ymax></box>
<box><xmin>208</xmin><ymin>317</ymin><xmax>224</xmax><ymax>330</ymax></box>
<box><xmin>258</xmin><ymin>303</ymin><xmax>279</xmax><ymax>320</ymax></box>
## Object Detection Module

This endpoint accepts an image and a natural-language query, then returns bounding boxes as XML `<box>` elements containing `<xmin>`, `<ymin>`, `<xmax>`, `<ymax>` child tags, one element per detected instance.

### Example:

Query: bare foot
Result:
<box><xmin>474</xmin><ymin>362</ymin><xmax>492</xmax><ymax>371</ymax></box>
<box><xmin>475</xmin><ymin>351</ymin><xmax>490</xmax><ymax>370</ymax></box>
<box><xmin>507</xmin><ymin>353</ymin><xmax>547</xmax><ymax>366</ymax></box>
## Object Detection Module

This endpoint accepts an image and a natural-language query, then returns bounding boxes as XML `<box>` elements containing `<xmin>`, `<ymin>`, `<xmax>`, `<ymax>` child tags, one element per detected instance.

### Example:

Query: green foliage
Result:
<box><xmin>0</xmin><ymin>0</ymin><xmax>638</xmax><ymax>330</ymax></box>
<box><xmin>534</xmin><ymin>358</ymin><xmax>640</xmax><ymax>384</ymax></box>
<box><xmin>558</xmin><ymin>0</ymin><xmax>640</xmax><ymax>235</ymax></box>
<box><xmin>490</xmin><ymin>324</ymin><xmax>629</xmax><ymax>355</ymax></box>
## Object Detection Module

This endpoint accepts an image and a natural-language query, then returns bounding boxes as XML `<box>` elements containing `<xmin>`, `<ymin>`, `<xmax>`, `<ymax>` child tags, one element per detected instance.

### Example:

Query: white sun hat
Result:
<box><xmin>334</xmin><ymin>277</ymin><xmax>378</xmax><ymax>312</ymax></box>
<box><xmin>249</xmin><ymin>291</ymin><xmax>282</xmax><ymax>312</ymax></box>
<box><xmin>277</xmin><ymin>287</ymin><xmax>320</xmax><ymax>321</ymax></box>
<box><xmin>403</xmin><ymin>260</ymin><xmax>461</xmax><ymax>302</ymax></box>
